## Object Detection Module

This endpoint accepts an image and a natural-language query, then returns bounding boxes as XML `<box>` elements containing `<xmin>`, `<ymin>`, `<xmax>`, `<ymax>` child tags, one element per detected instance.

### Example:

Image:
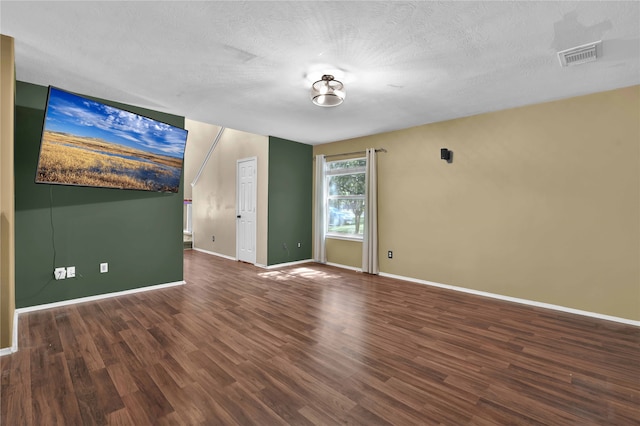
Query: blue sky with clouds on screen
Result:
<box><xmin>43</xmin><ymin>87</ymin><xmax>187</xmax><ymax>158</ymax></box>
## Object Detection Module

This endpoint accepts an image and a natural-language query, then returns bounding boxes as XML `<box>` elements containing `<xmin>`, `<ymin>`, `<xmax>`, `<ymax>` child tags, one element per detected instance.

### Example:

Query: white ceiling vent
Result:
<box><xmin>557</xmin><ymin>41</ymin><xmax>602</xmax><ymax>67</ymax></box>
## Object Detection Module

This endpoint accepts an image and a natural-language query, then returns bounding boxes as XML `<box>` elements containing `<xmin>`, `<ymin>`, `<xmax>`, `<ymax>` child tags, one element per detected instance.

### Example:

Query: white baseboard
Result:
<box><xmin>193</xmin><ymin>249</ymin><xmax>313</xmax><ymax>270</ymax></box>
<box><xmin>4</xmin><ymin>263</ymin><xmax>634</xmax><ymax>358</ymax></box>
<box><xmin>193</xmin><ymin>247</ymin><xmax>236</xmax><ymax>261</ymax></box>
<box><xmin>11</xmin><ymin>309</ymin><xmax>18</xmax><ymax>352</ymax></box>
<box><xmin>1</xmin><ymin>280</ymin><xmax>186</xmax><ymax>356</ymax></box>
<box><xmin>0</xmin><ymin>309</ymin><xmax>18</xmax><ymax>356</ymax></box>
<box><xmin>378</xmin><ymin>272</ymin><xmax>640</xmax><ymax>327</ymax></box>
<box><xmin>326</xmin><ymin>262</ymin><xmax>362</xmax><ymax>273</ymax></box>
<box><xmin>257</xmin><ymin>259</ymin><xmax>314</xmax><ymax>270</ymax></box>
<box><xmin>317</xmin><ymin>262</ymin><xmax>639</xmax><ymax>326</ymax></box>
<box><xmin>15</xmin><ymin>280</ymin><xmax>186</xmax><ymax>315</ymax></box>
<box><xmin>0</xmin><ymin>310</ymin><xmax>20</xmax><ymax>356</ymax></box>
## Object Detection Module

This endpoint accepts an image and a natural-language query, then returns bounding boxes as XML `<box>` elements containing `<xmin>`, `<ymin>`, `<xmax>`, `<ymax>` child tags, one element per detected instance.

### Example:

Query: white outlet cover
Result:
<box><xmin>54</xmin><ymin>267</ymin><xmax>66</xmax><ymax>280</ymax></box>
<box><xmin>66</xmin><ymin>266</ymin><xmax>76</xmax><ymax>278</ymax></box>
<box><xmin>100</xmin><ymin>263</ymin><xmax>108</xmax><ymax>273</ymax></box>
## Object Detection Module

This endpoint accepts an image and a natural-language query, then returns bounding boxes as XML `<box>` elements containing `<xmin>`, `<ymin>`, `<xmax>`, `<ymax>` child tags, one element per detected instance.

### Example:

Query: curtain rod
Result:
<box><xmin>315</xmin><ymin>148</ymin><xmax>387</xmax><ymax>160</ymax></box>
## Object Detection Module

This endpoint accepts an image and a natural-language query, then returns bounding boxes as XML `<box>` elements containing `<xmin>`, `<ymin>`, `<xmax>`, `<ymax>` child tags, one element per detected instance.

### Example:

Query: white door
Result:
<box><xmin>236</xmin><ymin>157</ymin><xmax>257</xmax><ymax>264</ymax></box>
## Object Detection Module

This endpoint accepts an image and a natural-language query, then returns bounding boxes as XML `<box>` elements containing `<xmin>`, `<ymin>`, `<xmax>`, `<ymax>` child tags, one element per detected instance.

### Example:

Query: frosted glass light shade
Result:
<box><xmin>311</xmin><ymin>75</ymin><xmax>345</xmax><ymax>107</ymax></box>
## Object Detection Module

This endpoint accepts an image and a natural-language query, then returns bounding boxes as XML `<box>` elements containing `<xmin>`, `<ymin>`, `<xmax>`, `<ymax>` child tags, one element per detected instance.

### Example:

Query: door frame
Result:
<box><xmin>236</xmin><ymin>156</ymin><xmax>257</xmax><ymax>264</ymax></box>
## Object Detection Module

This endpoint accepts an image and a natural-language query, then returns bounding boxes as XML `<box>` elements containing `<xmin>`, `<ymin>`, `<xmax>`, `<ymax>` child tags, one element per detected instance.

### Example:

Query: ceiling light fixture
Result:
<box><xmin>311</xmin><ymin>74</ymin><xmax>345</xmax><ymax>107</ymax></box>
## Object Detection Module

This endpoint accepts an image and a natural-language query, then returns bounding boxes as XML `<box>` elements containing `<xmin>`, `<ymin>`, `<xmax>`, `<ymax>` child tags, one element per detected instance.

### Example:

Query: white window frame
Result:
<box><xmin>325</xmin><ymin>157</ymin><xmax>366</xmax><ymax>241</ymax></box>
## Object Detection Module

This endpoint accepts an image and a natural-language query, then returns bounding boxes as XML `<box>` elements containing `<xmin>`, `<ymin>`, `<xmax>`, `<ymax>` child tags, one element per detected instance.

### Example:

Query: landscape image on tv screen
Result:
<box><xmin>35</xmin><ymin>86</ymin><xmax>188</xmax><ymax>193</ymax></box>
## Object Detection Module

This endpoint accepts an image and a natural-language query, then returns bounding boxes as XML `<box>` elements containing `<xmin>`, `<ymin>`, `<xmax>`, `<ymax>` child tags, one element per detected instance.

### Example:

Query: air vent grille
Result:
<box><xmin>557</xmin><ymin>41</ymin><xmax>602</xmax><ymax>67</ymax></box>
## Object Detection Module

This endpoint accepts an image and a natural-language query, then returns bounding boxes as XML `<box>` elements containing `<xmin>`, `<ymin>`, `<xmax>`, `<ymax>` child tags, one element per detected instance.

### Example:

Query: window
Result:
<box><xmin>326</xmin><ymin>158</ymin><xmax>366</xmax><ymax>239</ymax></box>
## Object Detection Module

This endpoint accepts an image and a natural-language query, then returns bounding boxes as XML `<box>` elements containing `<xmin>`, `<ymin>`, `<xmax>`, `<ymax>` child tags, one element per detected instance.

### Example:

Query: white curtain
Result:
<box><xmin>314</xmin><ymin>154</ymin><xmax>327</xmax><ymax>263</ymax></box>
<box><xmin>362</xmin><ymin>148</ymin><xmax>379</xmax><ymax>274</ymax></box>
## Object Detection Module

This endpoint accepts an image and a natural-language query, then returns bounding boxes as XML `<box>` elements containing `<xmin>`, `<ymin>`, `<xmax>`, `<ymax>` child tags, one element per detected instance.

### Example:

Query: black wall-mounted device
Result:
<box><xmin>441</xmin><ymin>148</ymin><xmax>452</xmax><ymax>163</ymax></box>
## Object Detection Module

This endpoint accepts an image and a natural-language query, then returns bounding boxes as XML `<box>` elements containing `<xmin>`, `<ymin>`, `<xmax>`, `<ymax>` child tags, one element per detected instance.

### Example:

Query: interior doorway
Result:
<box><xmin>236</xmin><ymin>157</ymin><xmax>257</xmax><ymax>264</ymax></box>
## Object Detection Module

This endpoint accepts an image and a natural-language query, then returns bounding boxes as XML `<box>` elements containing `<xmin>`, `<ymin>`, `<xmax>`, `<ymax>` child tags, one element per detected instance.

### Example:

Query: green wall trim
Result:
<box><xmin>14</xmin><ymin>82</ymin><xmax>185</xmax><ymax>308</ymax></box>
<box><xmin>267</xmin><ymin>137</ymin><xmax>312</xmax><ymax>265</ymax></box>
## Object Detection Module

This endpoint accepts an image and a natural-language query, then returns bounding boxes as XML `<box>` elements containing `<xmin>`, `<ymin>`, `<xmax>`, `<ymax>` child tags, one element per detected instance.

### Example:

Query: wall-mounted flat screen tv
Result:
<box><xmin>35</xmin><ymin>86</ymin><xmax>188</xmax><ymax>193</ymax></box>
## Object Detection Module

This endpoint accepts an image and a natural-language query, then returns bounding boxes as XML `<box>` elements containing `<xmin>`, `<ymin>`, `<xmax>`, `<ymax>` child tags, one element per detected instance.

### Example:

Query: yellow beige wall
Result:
<box><xmin>1</xmin><ymin>35</ymin><xmax>16</xmax><ymax>349</ymax></box>
<box><xmin>184</xmin><ymin>119</ymin><xmax>223</xmax><ymax>201</ymax></box>
<box><xmin>183</xmin><ymin>120</ymin><xmax>222</xmax><ymax>231</ymax></box>
<box><xmin>326</xmin><ymin>238</ymin><xmax>362</xmax><ymax>267</ymax></box>
<box><xmin>314</xmin><ymin>86</ymin><xmax>640</xmax><ymax>321</ymax></box>
<box><xmin>189</xmin><ymin>122</ymin><xmax>269</xmax><ymax>266</ymax></box>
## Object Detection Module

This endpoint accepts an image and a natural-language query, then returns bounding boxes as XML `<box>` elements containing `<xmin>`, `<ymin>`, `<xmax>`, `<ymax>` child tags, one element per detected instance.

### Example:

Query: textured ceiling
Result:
<box><xmin>1</xmin><ymin>1</ymin><xmax>639</xmax><ymax>144</ymax></box>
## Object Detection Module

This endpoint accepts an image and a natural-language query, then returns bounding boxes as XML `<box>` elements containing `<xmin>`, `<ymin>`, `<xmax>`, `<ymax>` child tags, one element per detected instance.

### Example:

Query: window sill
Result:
<box><xmin>326</xmin><ymin>234</ymin><xmax>363</xmax><ymax>242</ymax></box>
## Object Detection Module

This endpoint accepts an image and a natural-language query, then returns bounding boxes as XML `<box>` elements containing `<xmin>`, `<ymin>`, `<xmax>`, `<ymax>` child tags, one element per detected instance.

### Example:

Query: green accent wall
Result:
<box><xmin>267</xmin><ymin>137</ymin><xmax>312</xmax><ymax>265</ymax></box>
<box><xmin>15</xmin><ymin>82</ymin><xmax>185</xmax><ymax>308</ymax></box>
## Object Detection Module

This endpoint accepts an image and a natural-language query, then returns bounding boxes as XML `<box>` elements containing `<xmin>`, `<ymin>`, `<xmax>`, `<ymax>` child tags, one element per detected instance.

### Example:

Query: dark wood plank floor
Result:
<box><xmin>2</xmin><ymin>250</ymin><xmax>639</xmax><ymax>425</ymax></box>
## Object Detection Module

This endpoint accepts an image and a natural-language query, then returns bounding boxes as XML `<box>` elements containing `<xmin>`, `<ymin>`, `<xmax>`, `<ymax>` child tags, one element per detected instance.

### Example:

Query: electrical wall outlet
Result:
<box><xmin>66</xmin><ymin>266</ymin><xmax>76</xmax><ymax>278</ymax></box>
<box><xmin>100</xmin><ymin>262</ymin><xmax>108</xmax><ymax>273</ymax></box>
<box><xmin>54</xmin><ymin>267</ymin><xmax>66</xmax><ymax>280</ymax></box>
<box><xmin>297</xmin><ymin>242</ymin><xmax>301</xmax><ymax>248</ymax></box>
<box><xmin>388</xmin><ymin>251</ymin><xmax>393</xmax><ymax>259</ymax></box>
